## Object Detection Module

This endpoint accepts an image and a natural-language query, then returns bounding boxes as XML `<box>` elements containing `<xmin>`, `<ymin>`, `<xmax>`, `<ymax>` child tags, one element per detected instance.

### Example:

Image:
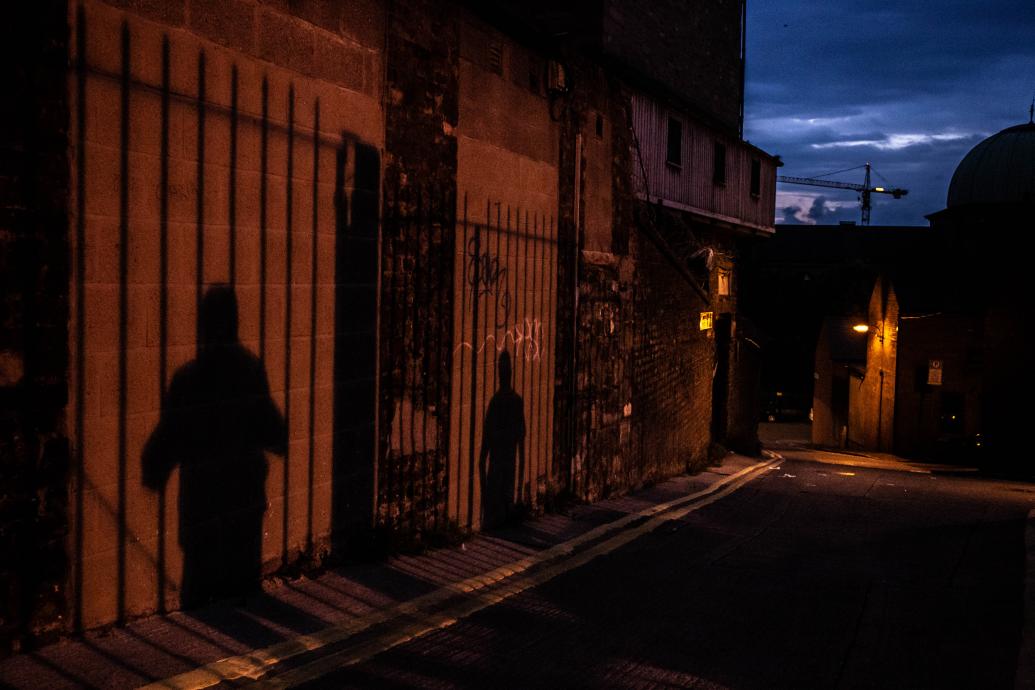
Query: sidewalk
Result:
<box><xmin>0</xmin><ymin>455</ymin><xmax>769</xmax><ymax>690</ymax></box>
<box><xmin>763</xmin><ymin>438</ymin><xmax>980</xmax><ymax>475</ymax></box>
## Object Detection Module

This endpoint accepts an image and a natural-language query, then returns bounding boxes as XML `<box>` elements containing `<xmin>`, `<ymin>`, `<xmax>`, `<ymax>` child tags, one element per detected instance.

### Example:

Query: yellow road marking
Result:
<box><xmin>250</xmin><ymin>461</ymin><xmax>775</xmax><ymax>689</ymax></box>
<box><xmin>142</xmin><ymin>459</ymin><xmax>774</xmax><ymax>690</ymax></box>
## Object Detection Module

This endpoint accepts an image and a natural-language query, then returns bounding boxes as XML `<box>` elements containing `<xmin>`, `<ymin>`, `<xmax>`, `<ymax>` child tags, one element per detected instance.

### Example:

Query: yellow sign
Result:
<box><xmin>699</xmin><ymin>311</ymin><xmax>714</xmax><ymax>330</ymax></box>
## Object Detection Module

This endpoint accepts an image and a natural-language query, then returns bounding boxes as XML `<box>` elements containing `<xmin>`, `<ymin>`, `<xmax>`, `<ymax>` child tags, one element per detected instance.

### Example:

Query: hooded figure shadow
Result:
<box><xmin>479</xmin><ymin>350</ymin><xmax>526</xmax><ymax>527</ymax></box>
<box><xmin>143</xmin><ymin>285</ymin><xmax>286</xmax><ymax>608</ymax></box>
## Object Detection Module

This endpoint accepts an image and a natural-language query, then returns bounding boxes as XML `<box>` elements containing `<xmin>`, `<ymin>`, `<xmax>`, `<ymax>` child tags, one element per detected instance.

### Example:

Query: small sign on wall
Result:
<box><xmin>699</xmin><ymin>311</ymin><xmax>714</xmax><ymax>331</ymax></box>
<box><xmin>717</xmin><ymin>269</ymin><xmax>731</xmax><ymax>296</ymax></box>
<box><xmin>927</xmin><ymin>359</ymin><xmax>943</xmax><ymax>386</ymax></box>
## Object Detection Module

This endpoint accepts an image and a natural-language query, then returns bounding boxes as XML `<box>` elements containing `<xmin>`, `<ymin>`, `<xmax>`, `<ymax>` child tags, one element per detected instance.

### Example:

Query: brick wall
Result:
<box><xmin>631</xmin><ymin>216</ymin><xmax>713</xmax><ymax>478</ymax></box>
<box><xmin>0</xmin><ymin>1</ymin><xmax>71</xmax><ymax>654</ymax></box>
<box><xmin>848</xmin><ymin>278</ymin><xmax>898</xmax><ymax>451</ymax></box>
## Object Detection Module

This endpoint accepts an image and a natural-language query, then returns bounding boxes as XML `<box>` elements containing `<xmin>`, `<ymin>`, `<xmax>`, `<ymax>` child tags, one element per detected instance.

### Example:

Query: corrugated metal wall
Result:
<box><xmin>631</xmin><ymin>94</ymin><xmax>775</xmax><ymax>229</ymax></box>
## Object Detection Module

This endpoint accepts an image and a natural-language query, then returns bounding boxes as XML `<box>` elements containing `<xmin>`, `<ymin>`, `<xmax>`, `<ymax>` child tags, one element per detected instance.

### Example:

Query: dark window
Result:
<box><xmin>595</xmin><ymin>113</ymin><xmax>604</xmax><ymax>138</ymax></box>
<box><xmin>666</xmin><ymin>117</ymin><xmax>682</xmax><ymax>167</ymax></box>
<box><xmin>750</xmin><ymin>158</ymin><xmax>761</xmax><ymax>196</ymax></box>
<box><xmin>713</xmin><ymin>141</ymin><xmax>726</xmax><ymax>184</ymax></box>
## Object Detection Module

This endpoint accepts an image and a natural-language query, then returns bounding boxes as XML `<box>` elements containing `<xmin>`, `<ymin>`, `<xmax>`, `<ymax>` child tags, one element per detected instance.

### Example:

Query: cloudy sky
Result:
<box><xmin>744</xmin><ymin>1</ymin><xmax>1035</xmax><ymax>226</ymax></box>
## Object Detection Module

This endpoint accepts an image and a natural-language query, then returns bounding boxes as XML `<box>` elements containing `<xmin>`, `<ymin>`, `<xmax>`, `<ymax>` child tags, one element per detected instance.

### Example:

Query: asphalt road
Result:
<box><xmin>266</xmin><ymin>457</ymin><xmax>1035</xmax><ymax>689</ymax></box>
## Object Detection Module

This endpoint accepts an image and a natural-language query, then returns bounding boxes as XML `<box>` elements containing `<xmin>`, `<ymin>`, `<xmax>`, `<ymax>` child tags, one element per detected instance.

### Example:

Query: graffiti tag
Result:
<box><xmin>465</xmin><ymin>237</ymin><xmax>511</xmax><ymax>327</ymax></box>
<box><xmin>456</xmin><ymin>317</ymin><xmax>543</xmax><ymax>362</ymax></box>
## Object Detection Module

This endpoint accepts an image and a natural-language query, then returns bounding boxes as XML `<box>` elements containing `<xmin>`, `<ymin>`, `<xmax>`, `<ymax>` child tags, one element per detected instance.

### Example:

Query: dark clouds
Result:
<box><xmin>745</xmin><ymin>1</ymin><xmax>1035</xmax><ymax>225</ymax></box>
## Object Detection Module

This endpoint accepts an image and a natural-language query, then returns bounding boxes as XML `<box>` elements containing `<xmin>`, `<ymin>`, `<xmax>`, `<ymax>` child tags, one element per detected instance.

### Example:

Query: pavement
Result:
<box><xmin>3</xmin><ymin>434</ymin><xmax>1034</xmax><ymax>689</ymax></box>
<box><xmin>286</xmin><ymin>450</ymin><xmax>1035</xmax><ymax>689</ymax></box>
<box><xmin>0</xmin><ymin>454</ymin><xmax>772</xmax><ymax>690</ymax></box>
<box><xmin>760</xmin><ymin>423</ymin><xmax>1035</xmax><ymax>690</ymax></box>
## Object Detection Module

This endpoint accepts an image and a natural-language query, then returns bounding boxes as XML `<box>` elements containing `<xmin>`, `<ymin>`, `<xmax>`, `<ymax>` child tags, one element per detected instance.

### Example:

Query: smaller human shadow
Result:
<box><xmin>479</xmin><ymin>350</ymin><xmax>526</xmax><ymax>528</ymax></box>
<box><xmin>143</xmin><ymin>285</ymin><xmax>286</xmax><ymax>609</ymax></box>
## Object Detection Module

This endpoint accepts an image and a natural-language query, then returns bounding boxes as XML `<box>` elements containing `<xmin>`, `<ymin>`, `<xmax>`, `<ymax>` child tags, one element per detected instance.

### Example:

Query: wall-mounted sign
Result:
<box><xmin>717</xmin><ymin>269</ymin><xmax>731</xmax><ymax>296</ymax></box>
<box><xmin>699</xmin><ymin>311</ymin><xmax>714</xmax><ymax>331</ymax></box>
<box><xmin>927</xmin><ymin>359</ymin><xmax>943</xmax><ymax>386</ymax></box>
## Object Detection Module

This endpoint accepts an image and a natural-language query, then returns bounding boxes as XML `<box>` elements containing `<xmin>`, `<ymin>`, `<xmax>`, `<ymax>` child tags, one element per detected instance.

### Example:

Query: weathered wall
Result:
<box><xmin>630</xmin><ymin>217</ymin><xmax>714</xmax><ymax>478</ymax></box>
<box><xmin>447</xmin><ymin>15</ymin><xmax>559</xmax><ymax>529</ymax></box>
<box><xmin>67</xmin><ymin>0</ymin><xmax>383</xmax><ymax>629</ymax></box>
<box><xmin>375</xmin><ymin>0</ymin><xmax>457</xmax><ymax>539</ymax></box>
<box><xmin>4</xmin><ymin>0</ymin><xmax>767</xmax><ymax>648</ymax></box>
<box><xmin>811</xmin><ymin>320</ymin><xmax>837</xmax><ymax>447</ymax></box>
<box><xmin>848</xmin><ymin>279</ymin><xmax>898</xmax><ymax>451</ymax></box>
<box><xmin>722</xmin><ymin>256</ymin><xmax>761</xmax><ymax>454</ymax></box>
<box><xmin>0</xmin><ymin>1</ymin><xmax>71</xmax><ymax>653</ymax></box>
<box><xmin>630</xmin><ymin>94</ymin><xmax>774</xmax><ymax>231</ymax></box>
<box><xmin>893</xmin><ymin>315</ymin><xmax>983</xmax><ymax>459</ymax></box>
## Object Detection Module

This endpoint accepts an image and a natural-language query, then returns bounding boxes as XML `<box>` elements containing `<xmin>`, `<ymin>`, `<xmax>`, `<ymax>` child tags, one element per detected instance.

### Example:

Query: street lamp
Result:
<box><xmin>853</xmin><ymin>321</ymin><xmax>885</xmax><ymax>343</ymax></box>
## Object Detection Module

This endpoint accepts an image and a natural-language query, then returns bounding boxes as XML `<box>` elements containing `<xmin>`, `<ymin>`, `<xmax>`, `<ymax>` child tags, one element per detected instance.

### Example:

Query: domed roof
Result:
<box><xmin>947</xmin><ymin>121</ymin><xmax>1035</xmax><ymax>207</ymax></box>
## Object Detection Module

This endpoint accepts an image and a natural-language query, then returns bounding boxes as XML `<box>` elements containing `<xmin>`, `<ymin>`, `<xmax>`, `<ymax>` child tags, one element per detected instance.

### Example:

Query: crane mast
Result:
<box><xmin>777</xmin><ymin>163</ymin><xmax>908</xmax><ymax>225</ymax></box>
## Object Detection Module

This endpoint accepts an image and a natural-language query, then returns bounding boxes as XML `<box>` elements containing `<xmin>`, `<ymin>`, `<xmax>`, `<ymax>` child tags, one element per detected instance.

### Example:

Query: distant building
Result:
<box><xmin>810</xmin><ymin>119</ymin><xmax>1035</xmax><ymax>467</ymax></box>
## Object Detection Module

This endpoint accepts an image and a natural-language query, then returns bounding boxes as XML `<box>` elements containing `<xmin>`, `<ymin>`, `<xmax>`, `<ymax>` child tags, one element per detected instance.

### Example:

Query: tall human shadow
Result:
<box><xmin>479</xmin><ymin>350</ymin><xmax>526</xmax><ymax>528</ymax></box>
<box><xmin>143</xmin><ymin>285</ymin><xmax>286</xmax><ymax>609</ymax></box>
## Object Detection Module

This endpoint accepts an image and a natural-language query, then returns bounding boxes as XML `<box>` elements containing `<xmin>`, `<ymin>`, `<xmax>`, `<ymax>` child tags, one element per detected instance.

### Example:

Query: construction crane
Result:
<box><xmin>778</xmin><ymin>163</ymin><xmax>907</xmax><ymax>225</ymax></box>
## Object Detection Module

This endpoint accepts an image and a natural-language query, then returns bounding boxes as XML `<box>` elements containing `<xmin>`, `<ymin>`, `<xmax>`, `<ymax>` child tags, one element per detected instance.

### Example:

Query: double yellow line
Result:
<box><xmin>145</xmin><ymin>458</ymin><xmax>776</xmax><ymax>689</ymax></box>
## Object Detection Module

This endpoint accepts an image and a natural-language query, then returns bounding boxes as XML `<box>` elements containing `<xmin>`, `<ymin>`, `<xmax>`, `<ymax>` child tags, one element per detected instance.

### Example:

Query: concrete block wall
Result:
<box><xmin>1</xmin><ymin>0</ymin><xmax>764</xmax><ymax>649</ymax></box>
<box><xmin>446</xmin><ymin>14</ymin><xmax>560</xmax><ymax>529</ymax></box>
<box><xmin>67</xmin><ymin>0</ymin><xmax>383</xmax><ymax>630</ymax></box>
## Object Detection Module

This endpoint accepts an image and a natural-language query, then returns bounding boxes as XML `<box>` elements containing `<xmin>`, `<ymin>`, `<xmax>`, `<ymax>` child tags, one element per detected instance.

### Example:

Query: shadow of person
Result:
<box><xmin>479</xmin><ymin>350</ymin><xmax>526</xmax><ymax>528</ymax></box>
<box><xmin>143</xmin><ymin>285</ymin><xmax>286</xmax><ymax>609</ymax></box>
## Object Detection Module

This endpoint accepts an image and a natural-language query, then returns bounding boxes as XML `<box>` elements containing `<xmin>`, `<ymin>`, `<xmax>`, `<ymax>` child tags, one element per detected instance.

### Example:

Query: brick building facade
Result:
<box><xmin>0</xmin><ymin>0</ymin><xmax>776</xmax><ymax>650</ymax></box>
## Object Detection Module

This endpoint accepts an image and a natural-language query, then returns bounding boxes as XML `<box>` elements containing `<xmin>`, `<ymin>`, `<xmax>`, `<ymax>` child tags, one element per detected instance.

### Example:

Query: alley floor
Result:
<box><xmin>271</xmin><ymin>457</ymin><xmax>1035</xmax><ymax>689</ymax></box>
<box><xmin>2</xmin><ymin>450</ymin><xmax>1034</xmax><ymax>689</ymax></box>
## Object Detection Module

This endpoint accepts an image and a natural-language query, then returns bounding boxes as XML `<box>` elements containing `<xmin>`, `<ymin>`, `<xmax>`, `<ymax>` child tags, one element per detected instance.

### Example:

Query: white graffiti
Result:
<box><xmin>455</xmin><ymin>317</ymin><xmax>543</xmax><ymax>362</ymax></box>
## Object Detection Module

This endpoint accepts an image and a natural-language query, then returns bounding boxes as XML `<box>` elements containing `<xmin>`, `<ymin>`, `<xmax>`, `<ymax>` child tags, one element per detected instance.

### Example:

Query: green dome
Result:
<box><xmin>947</xmin><ymin>122</ymin><xmax>1035</xmax><ymax>207</ymax></box>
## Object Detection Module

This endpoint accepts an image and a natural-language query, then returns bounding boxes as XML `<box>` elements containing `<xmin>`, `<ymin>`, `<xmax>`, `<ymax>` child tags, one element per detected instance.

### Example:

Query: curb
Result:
<box><xmin>143</xmin><ymin>457</ymin><xmax>777</xmax><ymax>689</ymax></box>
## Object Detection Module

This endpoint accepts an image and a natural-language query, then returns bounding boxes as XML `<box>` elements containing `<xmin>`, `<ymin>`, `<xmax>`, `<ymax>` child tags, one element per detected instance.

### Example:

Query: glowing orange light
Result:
<box><xmin>852</xmin><ymin>324</ymin><xmax>869</xmax><ymax>333</ymax></box>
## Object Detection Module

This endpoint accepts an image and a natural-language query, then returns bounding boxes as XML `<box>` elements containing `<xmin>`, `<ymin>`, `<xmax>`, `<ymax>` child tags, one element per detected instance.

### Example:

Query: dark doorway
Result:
<box><xmin>331</xmin><ymin>141</ymin><xmax>381</xmax><ymax>551</ymax></box>
<box><xmin>711</xmin><ymin>314</ymin><xmax>732</xmax><ymax>442</ymax></box>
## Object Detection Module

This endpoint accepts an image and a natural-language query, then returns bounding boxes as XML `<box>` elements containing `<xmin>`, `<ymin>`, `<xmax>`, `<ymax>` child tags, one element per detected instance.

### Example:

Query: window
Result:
<box><xmin>595</xmin><ymin>113</ymin><xmax>604</xmax><ymax>138</ymax></box>
<box><xmin>713</xmin><ymin>141</ymin><xmax>726</xmax><ymax>184</ymax></box>
<box><xmin>666</xmin><ymin>117</ymin><xmax>682</xmax><ymax>168</ymax></box>
<box><xmin>750</xmin><ymin>158</ymin><xmax>761</xmax><ymax>196</ymax></box>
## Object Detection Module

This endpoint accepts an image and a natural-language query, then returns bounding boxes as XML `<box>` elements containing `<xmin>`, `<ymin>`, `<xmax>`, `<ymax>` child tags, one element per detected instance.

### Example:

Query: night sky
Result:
<box><xmin>744</xmin><ymin>1</ymin><xmax>1035</xmax><ymax>226</ymax></box>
